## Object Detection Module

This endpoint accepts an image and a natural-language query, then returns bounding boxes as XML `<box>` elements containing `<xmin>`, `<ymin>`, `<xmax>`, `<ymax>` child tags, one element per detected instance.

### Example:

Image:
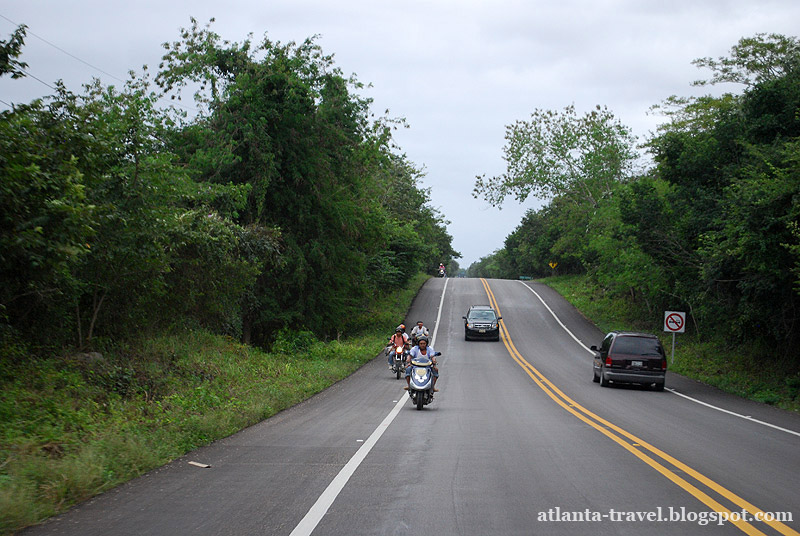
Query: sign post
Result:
<box><xmin>663</xmin><ymin>311</ymin><xmax>686</xmax><ymax>364</ymax></box>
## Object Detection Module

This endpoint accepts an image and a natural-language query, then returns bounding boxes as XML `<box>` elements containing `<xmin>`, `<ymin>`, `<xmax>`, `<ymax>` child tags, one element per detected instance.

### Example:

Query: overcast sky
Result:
<box><xmin>3</xmin><ymin>1</ymin><xmax>799</xmax><ymax>268</ymax></box>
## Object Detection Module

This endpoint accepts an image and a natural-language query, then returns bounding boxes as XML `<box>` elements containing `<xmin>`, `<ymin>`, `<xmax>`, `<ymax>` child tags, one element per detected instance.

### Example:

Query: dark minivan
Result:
<box><xmin>592</xmin><ymin>331</ymin><xmax>667</xmax><ymax>391</ymax></box>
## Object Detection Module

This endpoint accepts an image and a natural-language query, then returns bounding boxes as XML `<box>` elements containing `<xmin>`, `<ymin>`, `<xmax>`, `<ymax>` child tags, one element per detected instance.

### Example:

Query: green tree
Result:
<box><xmin>646</xmin><ymin>33</ymin><xmax>800</xmax><ymax>349</ymax></box>
<box><xmin>157</xmin><ymin>20</ymin><xmax>457</xmax><ymax>342</ymax></box>
<box><xmin>1</xmin><ymin>60</ymin><xmax>272</xmax><ymax>348</ymax></box>
<box><xmin>0</xmin><ymin>24</ymin><xmax>28</xmax><ymax>79</ymax></box>
<box><xmin>474</xmin><ymin>105</ymin><xmax>638</xmax><ymax>208</ymax></box>
<box><xmin>0</xmin><ymin>97</ymin><xmax>94</xmax><ymax>344</ymax></box>
<box><xmin>370</xmin><ymin>153</ymin><xmax>459</xmax><ymax>281</ymax></box>
<box><xmin>692</xmin><ymin>33</ymin><xmax>800</xmax><ymax>87</ymax></box>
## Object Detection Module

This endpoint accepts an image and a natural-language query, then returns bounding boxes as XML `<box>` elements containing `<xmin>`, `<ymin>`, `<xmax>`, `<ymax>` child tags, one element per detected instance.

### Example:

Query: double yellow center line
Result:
<box><xmin>480</xmin><ymin>278</ymin><xmax>797</xmax><ymax>536</ymax></box>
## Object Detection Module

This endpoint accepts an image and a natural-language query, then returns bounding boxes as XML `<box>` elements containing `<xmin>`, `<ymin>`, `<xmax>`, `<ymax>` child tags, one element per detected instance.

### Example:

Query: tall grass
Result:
<box><xmin>0</xmin><ymin>273</ymin><xmax>428</xmax><ymax>535</ymax></box>
<box><xmin>543</xmin><ymin>274</ymin><xmax>800</xmax><ymax>412</ymax></box>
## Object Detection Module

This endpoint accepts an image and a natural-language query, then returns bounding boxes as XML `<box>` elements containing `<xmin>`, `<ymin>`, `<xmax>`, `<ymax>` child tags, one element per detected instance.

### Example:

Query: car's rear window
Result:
<box><xmin>612</xmin><ymin>336</ymin><xmax>662</xmax><ymax>356</ymax></box>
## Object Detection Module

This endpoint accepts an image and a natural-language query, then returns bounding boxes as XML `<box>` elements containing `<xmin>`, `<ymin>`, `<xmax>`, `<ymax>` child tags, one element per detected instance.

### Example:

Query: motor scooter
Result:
<box><xmin>407</xmin><ymin>352</ymin><xmax>441</xmax><ymax>410</ymax></box>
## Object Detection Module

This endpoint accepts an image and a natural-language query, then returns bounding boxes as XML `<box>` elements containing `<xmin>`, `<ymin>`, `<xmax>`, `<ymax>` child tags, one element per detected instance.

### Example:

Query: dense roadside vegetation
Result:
<box><xmin>0</xmin><ymin>273</ymin><xmax>428</xmax><ymax>534</ymax></box>
<box><xmin>0</xmin><ymin>19</ymin><xmax>457</xmax><ymax>535</ymax></box>
<box><xmin>470</xmin><ymin>34</ymin><xmax>800</xmax><ymax>386</ymax></box>
<box><xmin>1</xmin><ymin>18</ymin><xmax>458</xmax><ymax>353</ymax></box>
<box><xmin>544</xmin><ymin>274</ymin><xmax>800</xmax><ymax>411</ymax></box>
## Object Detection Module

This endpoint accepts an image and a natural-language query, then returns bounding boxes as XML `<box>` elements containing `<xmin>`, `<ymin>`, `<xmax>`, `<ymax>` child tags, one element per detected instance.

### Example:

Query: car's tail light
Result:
<box><xmin>661</xmin><ymin>359</ymin><xmax>667</xmax><ymax>371</ymax></box>
<box><xmin>605</xmin><ymin>357</ymin><xmax>613</xmax><ymax>367</ymax></box>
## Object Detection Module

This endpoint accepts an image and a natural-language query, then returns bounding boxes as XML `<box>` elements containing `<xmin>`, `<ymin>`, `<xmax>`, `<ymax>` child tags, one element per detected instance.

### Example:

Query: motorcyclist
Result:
<box><xmin>404</xmin><ymin>336</ymin><xmax>439</xmax><ymax>392</ymax></box>
<box><xmin>409</xmin><ymin>320</ymin><xmax>429</xmax><ymax>346</ymax></box>
<box><xmin>438</xmin><ymin>263</ymin><xmax>446</xmax><ymax>277</ymax></box>
<box><xmin>387</xmin><ymin>325</ymin><xmax>408</xmax><ymax>367</ymax></box>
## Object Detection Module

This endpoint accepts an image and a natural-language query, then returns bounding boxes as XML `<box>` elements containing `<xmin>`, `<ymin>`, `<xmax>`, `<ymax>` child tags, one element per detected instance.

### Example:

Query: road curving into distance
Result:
<box><xmin>23</xmin><ymin>277</ymin><xmax>800</xmax><ymax>536</ymax></box>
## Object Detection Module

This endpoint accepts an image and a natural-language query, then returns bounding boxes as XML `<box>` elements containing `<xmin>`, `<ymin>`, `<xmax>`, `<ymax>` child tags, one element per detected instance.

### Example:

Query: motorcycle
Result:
<box><xmin>438</xmin><ymin>268</ymin><xmax>446</xmax><ymax>278</ymax></box>
<box><xmin>407</xmin><ymin>351</ymin><xmax>442</xmax><ymax>410</ymax></box>
<box><xmin>410</xmin><ymin>332</ymin><xmax>428</xmax><ymax>348</ymax></box>
<box><xmin>390</xmin><ymin>345</ymin><xmax>408</xmax><ymax>379</ymax></box>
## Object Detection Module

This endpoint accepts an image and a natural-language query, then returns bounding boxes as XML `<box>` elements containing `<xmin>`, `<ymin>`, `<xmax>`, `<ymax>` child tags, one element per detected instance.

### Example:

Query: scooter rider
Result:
<box><xmin>404</xmin><ymin>336</ymin><xmax>439</xmax><ymax>392</ymax></box>
<box><xmin>409</xmin><ymin>320</ymin><xmax>429</xmax><ymax>345</ymax></box>
<box><xmin>388</xmin><ymin>325</ymin><xmax>408</xmax><ymax>367</ymax></box>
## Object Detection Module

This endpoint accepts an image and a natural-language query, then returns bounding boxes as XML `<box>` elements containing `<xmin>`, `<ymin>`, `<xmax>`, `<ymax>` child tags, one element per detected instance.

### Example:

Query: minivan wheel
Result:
<box><xmin>592</xmin><ymin>368</ymin><xmax>600</xmax><ymax>383</ymax></box>
<box><xmin>652</xmin><ymin>382</ymin><xmax>665</xmax><ymax>392</ymax></box>
<box><xmin>599</xmin><ymin>369</ymin><xmax>609</xmax><ymax>387</ymax></box>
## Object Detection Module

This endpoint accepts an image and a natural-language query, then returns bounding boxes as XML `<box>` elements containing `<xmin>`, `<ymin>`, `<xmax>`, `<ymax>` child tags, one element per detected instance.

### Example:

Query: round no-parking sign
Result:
<box><xmin>664</xmin><ymin>311</ymin><xmax>686</xmax><ymax>333</ymax></box>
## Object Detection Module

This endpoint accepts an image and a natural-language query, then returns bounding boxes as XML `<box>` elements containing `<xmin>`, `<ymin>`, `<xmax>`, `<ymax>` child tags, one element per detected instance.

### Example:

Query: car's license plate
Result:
<box><xmin>478</xmin><ymin>329</ymin><xmax>486</xmax><ymax>333</ymax></box>
<box><xmin>631</xmin><ymin>360</ymin><xmax>643</xmax><ymax>367</ymax></box>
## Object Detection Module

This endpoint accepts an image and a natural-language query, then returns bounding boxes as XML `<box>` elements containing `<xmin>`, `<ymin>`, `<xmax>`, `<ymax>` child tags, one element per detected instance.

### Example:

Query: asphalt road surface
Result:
<box><xmin>22</xmin><ymin>278</ymin><xmax>800</xmax><ymax>536</ymax></box>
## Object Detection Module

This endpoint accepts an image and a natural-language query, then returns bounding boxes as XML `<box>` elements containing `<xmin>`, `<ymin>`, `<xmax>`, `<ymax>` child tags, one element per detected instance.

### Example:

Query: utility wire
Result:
<box><xmin>18</xmin><ymin>67</ymin><xmax>56</xmax><ymax>91</ymax></box>
<box><xmin>1</xmin><ymin>13</ymin><xmax>200</xmax><ymax>114</ymax></box>
<box><xmin>1</xmin><ymin>13</ymin><xmax>126</xmax><ymax>83</ymax></box>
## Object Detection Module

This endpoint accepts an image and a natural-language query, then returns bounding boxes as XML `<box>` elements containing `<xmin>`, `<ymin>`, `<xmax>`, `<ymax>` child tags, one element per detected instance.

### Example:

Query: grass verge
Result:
<box><xmin>0</xmin><ymin>273</ymin><xmax>428</xmax><ymax>535</ymax></box>
<box><xmin>542</xmin><ymin>274</ymin><xmax>800</xmax><ymax>413</ymax></box>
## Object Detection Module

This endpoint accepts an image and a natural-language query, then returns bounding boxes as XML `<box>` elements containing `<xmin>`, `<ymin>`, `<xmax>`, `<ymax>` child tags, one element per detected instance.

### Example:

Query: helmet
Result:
<box><xmin>395</xmin><ymin>327</ymin><xmax>403</xmax><ymax>333</ymax></box>
<box><xmin>399</xmin><ymin>324</ymin><xmax>405</xmax><ymax>331</ymax></box>
<box><xmin>417</xmin><ymin>336</ymin><xmax>429</xmax><ymax>344</ymax></box>
<box><xmin>416</xmin><ymin>320</ymin><xmax>423</xmax><ymax>325</ymax></box>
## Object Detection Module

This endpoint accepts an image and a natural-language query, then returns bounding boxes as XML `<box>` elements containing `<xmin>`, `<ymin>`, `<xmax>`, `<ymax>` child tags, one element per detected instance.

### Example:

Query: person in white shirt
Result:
<box><xmin>409</xmin><ymin>320</ymin><xmax>429</xmax><ymax>346</ymax></box>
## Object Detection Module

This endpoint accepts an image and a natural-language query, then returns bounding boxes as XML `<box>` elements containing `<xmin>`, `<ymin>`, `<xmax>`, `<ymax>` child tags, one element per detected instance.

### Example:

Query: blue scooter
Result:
<box><xmin>407</xmin><ymin>352</ymin><xmax>441</xmax><ymax>410</ymax></box>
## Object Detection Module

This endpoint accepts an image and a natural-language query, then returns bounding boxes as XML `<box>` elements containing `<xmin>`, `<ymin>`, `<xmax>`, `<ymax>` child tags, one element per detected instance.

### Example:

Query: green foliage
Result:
<box><xmin>474</xmin><ymin>104</ymin><xmax>638</xmax><ymax>208</ymax></box>
<box><xmin>466</xmin><ymin>249</ymin><xmax>507</xmax><ymax>279</ymax></box>
<box><xmin>372</xmin><ymin>154</ymin><xmax>460</xmax><ymax>279</ymax></box>
<box><xmin>0</xmin><ymin>98</ymin><xmax>95</xmax><ymax>345</ymax></box>
<box><xmin>1</xmin><ymin>19</ymin><xmax>455</xmax><ymax>349</ymax></box>
<box><xmin>544</xmin><ymin>273</ymin><xmax>800</xmax><ymax>411</ymax></box>
<box><xmin>647</xmin><ymin>38</ymin><xmax>800</xmax><ymax>348</ymax></box>
<box><xmin>158</xmin><ymin>20</ymin><xmax>456</xmax><ymax>342</ymax></box>
<box><xmin>0</xmin><ymin>73</ymin><xmax>277</xmax><ymax>346</ymax></box>
<box><xmin>692</xmin><ymin>33</ymin><xmax>800</xmax><ymax>87</ymax></box>
<box><xmin>0</xmin><ymin>271</ymin><xmax>427</xmax><ymax>535</ymax></box>
<box><xmin>0</xmin><ymin>24</ymin><xmax>28</xmax><ymax>79</ymax></box>
<box><xmin>0</xmin><ymin>17</ymin><xmax>456</xmax><ymax>532</ymax></box>
<box><xmin>476</xmin><ymin>32</ymin><xmax>800</xmax><ymax>363</ymax></box>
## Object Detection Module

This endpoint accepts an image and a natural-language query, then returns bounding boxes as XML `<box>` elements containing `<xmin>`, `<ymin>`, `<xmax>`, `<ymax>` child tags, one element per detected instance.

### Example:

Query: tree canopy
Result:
<box><xmin>0</xmin><ymin>21</ymin><xmax>458</xmax><ymax>351</ymax></box>
<box><xmin>473</xmin><ymin>104</ymin><xmax>638</xmax><ymax>208</ymax></box>
<box><xmin>473</xmin><ymin>33</ymin><xmax>800</xmax><ymax>359</ymax></box>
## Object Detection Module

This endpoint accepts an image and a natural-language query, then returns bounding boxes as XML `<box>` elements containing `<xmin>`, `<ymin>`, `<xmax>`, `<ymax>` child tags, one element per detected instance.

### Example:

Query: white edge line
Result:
<box><xmin>665</xmin><ymin>388</ymin><xmax>800</xmax><ymax>438</ymax></box>
<box><xmin>517</xmin><ymin>280</ymin><xmax>594</xmax><ymax>355</ymax></box>
<box><xmin>517</xmin><ymin>280</ymin><xmax>800</xmax><ymax>438</ymax></box>
<box><xmin>290</xmin><ymin>277</ymin><xmax>449</xmax><ymax>536</ymax></box>
<box><xmin>289</xmin><ymin>397</ymin><xmax>406</xmax><ymax>536</ymax></box>
<box><xmin>430</xmin><ymin>277</ymin><xmax>448</xmax><ymax>347</ymax></box>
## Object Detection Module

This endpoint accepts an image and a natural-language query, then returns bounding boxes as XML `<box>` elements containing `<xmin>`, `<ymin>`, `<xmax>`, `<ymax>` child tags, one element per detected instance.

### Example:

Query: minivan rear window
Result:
<box><xmin>612</xmin><ymin>336</ymin><xmax>662</xmax><ymax>356</ymax></box>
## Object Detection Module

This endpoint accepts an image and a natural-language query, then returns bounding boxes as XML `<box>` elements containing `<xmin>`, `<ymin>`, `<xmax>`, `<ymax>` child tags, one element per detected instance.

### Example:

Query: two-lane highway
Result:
<box><xmin>23</xmin><ymin>278</ymin><xmax>800</xmax><ymax>535</ymax></box>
